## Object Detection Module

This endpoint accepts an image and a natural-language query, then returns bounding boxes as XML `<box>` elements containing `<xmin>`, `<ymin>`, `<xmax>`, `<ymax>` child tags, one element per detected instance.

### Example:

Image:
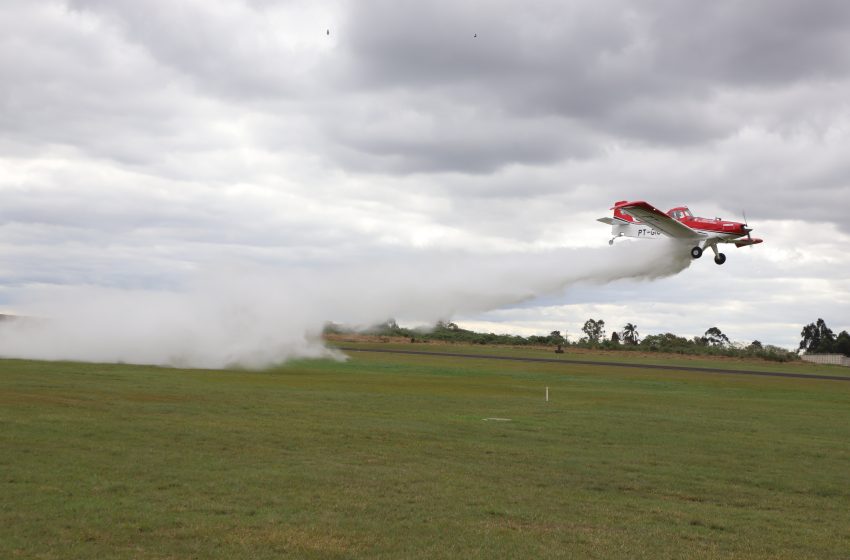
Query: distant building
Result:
<box><xmin>801</xmin><ymin>354</ymin><xmax>850</xmax><ymax>367</ymax></box>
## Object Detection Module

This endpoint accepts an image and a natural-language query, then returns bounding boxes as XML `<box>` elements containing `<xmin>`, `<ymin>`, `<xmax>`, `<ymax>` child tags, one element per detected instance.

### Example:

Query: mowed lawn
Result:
<box><xmin>2</xmin><ymin>350</ymin><xmax>849</xmax><ymax>559</ymax></box>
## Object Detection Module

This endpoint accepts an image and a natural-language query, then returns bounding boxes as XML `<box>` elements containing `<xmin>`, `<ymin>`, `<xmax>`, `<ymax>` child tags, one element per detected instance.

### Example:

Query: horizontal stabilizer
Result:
<box><xmin>597</xmin><ymin>217</ymin><xmax>615</xmax><ymax>225</ymax></box>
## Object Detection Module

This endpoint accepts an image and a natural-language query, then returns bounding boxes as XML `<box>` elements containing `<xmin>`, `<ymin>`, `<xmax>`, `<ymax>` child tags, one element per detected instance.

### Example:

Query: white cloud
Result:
<box><xmin>1</xmin><ymin>0</ymin><xmax>849</xmax><ymax>361</ymax></box>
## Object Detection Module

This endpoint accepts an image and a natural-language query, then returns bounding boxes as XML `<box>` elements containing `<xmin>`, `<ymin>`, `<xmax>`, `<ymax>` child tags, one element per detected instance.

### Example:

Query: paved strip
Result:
<box><xmin>339</xmin><ymin>347</ymin><xmax>850</xmax><ymax>382</ymax></box>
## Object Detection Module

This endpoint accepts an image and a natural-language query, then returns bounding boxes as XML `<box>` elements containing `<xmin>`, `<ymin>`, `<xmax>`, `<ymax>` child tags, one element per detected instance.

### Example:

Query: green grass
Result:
<box><xmin>2</xmin><ymin>350</ymin><xmax>850</xmax><ymax>559</ymax></box>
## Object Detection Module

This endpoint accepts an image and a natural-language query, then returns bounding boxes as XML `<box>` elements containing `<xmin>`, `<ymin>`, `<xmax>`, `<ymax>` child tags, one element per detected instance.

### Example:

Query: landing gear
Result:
<box><xmin>707</xmin><ymin>244</ymin><xmax>726</xmax><ymax>265</ymax></box>
<box><xmin>609</xmin><ymin>238</ymin><xmax>614</xmax><ymax>246</ymax></box>
<box><xmin>690</xmin><ymin>246</ymin><xmax>703</xmax><ymax>259</ymax></box>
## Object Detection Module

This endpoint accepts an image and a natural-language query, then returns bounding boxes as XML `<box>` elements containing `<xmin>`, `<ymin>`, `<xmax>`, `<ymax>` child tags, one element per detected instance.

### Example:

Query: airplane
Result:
<box><xmin>598</xmin><ymin>200</ymin><xmax>763</xmax><ymax>265</ymax></box>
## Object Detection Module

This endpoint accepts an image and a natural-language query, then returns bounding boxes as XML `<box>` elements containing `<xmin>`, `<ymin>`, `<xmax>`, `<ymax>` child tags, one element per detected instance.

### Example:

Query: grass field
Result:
<box><xmin>2</xmin><ymin>346</ymin><xmax>850</xmax><ymax>558</ymax></box>
<box><xmin>328</xmin><ymin>336</ymin><xmax>850</xmax><ymax>377</ymax></box>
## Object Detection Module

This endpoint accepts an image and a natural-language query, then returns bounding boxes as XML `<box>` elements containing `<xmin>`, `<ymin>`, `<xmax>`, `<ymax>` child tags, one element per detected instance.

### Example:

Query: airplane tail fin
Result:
<box><xmin>598</xmin><ymin>201</ymin><xmax>639</xmax><ymax>226</ymax></box>
<box><xmin>611</xmin><ymin>200</ymin><xmax>639</xmax><ymax>223</ymax></box>
<box><xmin>600</xmin><ymin>201</ymin><xmax>662</xmax><ymax>242</ymax></box>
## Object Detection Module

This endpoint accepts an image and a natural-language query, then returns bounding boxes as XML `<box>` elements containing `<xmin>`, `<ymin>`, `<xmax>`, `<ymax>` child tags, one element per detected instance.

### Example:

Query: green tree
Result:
<box><xmin>582</xmin><ymin>319</ymin><xmax>605</xmax><ymax>344</ymax></box>
<box><xmin>641</xmin><ymin>333</ymin><xmax>692</xmax><ymax>351</ymax></box>
<box><xmin>611</xmin><ymin>331</ymin><xmax>621</xmax><ymax>344</ymax></box>
<box><xmin>704</xmin><ymin>327</ymin><xmax>730</xmax><ymax>347</ymax></box>
<box><xmin>799</xmin><ymin>318</ymin><xmax>835</xmax><ymax>353</ymax></box>
<box><xmin>550</xmin><ymin>330</ymin><xmax>566</xmax><ymax>353</ymax></box>
<box><xmin>370</xmin><ymin>318</ymin><xmax>407</xmax><ymax>336</ymax></box>
<box><xmin>834</xmin><ymin>330</ymin><xmax>850</xmax><ymax>357</ymax></box>
<box><xmin>622</xmin><ymin>323</ymin><xmax>639</xmax><ymax>345</ymax></box>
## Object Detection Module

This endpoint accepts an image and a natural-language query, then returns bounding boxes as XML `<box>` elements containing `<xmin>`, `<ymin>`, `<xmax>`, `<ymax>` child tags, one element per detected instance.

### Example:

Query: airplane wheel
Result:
<box><xmin>609</xmin><ymin>239</ymin><xmax>614</xmax><ymax>246</ymax></box>
<box><xmin>714</xmin><ymin>253</ymin><xmax>726</xmax><ymax>265</ymax></box>
<box><xmin>690</xmin><ymin>246</ymin><xmax>703</xmax><ymax>259</ymax></box>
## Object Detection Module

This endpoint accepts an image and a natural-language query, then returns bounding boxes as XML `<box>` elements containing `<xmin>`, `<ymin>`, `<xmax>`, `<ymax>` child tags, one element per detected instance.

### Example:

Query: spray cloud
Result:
<box><xmin>0</xmin><ymin>240</ymin><xmax>691</xmax><ymax>368</ymax></box>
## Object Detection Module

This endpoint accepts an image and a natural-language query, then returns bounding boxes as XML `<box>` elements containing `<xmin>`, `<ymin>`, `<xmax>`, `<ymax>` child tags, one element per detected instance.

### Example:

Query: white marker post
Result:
<box><xmin>545</xmin><ymin>386</ymin><xmax>549</xmax><ymax>402</ymax></box>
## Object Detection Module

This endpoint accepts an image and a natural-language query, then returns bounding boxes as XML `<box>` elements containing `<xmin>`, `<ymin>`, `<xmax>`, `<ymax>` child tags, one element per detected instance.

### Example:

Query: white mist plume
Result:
<box><xmin>0</xmin><ymin>240</ymin><xmax>691</xmax><ymax>368</ymax></box>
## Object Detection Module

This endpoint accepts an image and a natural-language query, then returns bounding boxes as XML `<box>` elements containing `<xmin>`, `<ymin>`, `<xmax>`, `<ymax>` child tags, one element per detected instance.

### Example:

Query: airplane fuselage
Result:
<box><xmin>599</xmin><ymin>201</ymin><xmax>763</xmax><ymax>264</ymax></box>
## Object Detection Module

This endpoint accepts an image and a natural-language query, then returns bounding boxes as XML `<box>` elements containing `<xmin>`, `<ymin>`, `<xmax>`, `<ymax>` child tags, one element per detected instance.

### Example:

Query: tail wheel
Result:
<box><xmin>714</xmin><ymin>253</ymin><xmax>727</xmax><ymax>265</ymax></box>
<box><xmin>690</xmin><ymin>246</ymin><xmax>703</xmax><ymax>259</ymax></box>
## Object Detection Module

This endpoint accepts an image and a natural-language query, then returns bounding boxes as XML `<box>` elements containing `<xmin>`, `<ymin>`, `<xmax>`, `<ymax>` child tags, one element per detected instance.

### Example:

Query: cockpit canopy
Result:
<box><xmin>667</xmin><ymin>207</ymin><xmax>692</xmax><ymax>220</ymax></box>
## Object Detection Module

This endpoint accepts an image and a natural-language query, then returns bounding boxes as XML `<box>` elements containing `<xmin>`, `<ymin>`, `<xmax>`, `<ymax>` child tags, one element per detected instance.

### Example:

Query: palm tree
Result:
<box><xmin>622</xmin><ymin>323</ymin><xmax>639</xmax><ymax>345</ymax></box>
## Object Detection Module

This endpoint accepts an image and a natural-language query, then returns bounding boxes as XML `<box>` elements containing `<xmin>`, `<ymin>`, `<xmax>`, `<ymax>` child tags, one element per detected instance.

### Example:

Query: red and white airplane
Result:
<box><xmin>598</xmin><ymin>200</ymin><xmax>763</xmax><ymax>265</ymax></box>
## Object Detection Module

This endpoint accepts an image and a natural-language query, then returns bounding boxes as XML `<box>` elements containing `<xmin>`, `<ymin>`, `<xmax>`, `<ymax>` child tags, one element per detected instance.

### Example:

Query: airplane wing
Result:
<box><xmin>613</xmin><ymin>201</ymin><xmax>700</xmax><ymax>239</ymax></box>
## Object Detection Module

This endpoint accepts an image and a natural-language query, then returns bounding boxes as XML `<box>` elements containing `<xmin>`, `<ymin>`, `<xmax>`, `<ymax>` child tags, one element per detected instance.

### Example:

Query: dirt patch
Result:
<box><xmin>226</xmin><ymin>525</ymin><xmax>369</xmax><ymax>555</ymax></box>
<box><xmin>0</xmin><ymin>391</ymin><xmax>103</xmax><ymax>407</ymax></box>
<box><xmin>324</xmin><ymin>333</ymin><xmax>412</xmax><ymax>344</ymax></box>
<box><xmin>482</xmin><ymin>517</ymin><xmax>600</xmax><ymax>535</ymax></box>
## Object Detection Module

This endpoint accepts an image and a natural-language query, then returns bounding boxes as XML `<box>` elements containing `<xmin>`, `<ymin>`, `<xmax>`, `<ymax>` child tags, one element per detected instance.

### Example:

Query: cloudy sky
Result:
<box><xmin>2</xmin><ymin>0</ymin><xmax>850</xmax><ymax>356</ymax></box>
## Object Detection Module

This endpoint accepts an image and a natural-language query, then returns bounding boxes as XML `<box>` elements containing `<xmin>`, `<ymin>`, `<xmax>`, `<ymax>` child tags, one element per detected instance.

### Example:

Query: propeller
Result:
<box><xmin>742</xmin><ymin>210</ymin><xmax>753</xmax><ymax>243</ymax></box>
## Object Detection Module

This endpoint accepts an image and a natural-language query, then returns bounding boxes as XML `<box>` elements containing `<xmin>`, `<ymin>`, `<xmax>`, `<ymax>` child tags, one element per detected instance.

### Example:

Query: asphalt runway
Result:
<box><xmin>339</xmin><ymin>347</ymin><xmax>850</xmax><ymax>382</ymax></box>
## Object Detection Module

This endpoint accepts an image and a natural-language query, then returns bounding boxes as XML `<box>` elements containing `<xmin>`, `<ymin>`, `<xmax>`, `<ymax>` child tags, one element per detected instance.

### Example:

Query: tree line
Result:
<box><xmin>324</xmin><ymin>317</ymin><xmax>843</xmax><ymax>363</ymax></box>
<box><xmin>798</xmin><ymin>318</ymin><xmax>850</xmax><ymax>356</ymax></box>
